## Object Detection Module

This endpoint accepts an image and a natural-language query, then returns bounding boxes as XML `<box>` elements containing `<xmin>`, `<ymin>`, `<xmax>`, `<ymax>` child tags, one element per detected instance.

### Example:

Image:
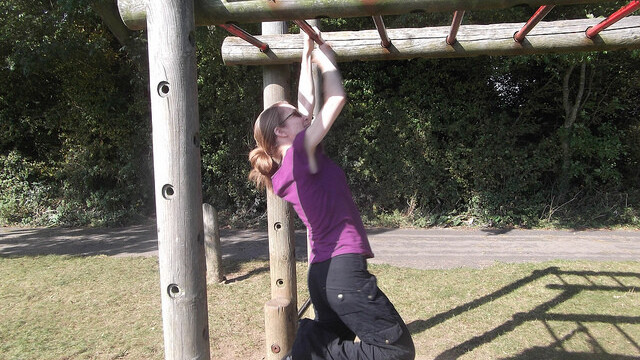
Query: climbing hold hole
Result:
<box><xmin>276</xmin><ymin>279</ymin><xmax>285</xmax><ymax>287</ymax></box>
<box><xmin>167</xmin><ymin>284</ymin><xmax>181</xmax><ymax>298</ymax></box>
<box><xmin>274</xmin><ymin>222</ymin><xmax>283</xmax><ymax>231</ymax></box>
<box><xmin>193</xmin><ymin>132</ymin><xmax>200</xmax><ymax>147</ymax></box>
<box><xmin>162</xmin><ymin>184</ymin><xmax>175</xmax><ymax>200</ymax></box>
<box><xmin>157</xmin><ymin>81</ymin><xmax>170</xmax><ymax>97</ymax></box>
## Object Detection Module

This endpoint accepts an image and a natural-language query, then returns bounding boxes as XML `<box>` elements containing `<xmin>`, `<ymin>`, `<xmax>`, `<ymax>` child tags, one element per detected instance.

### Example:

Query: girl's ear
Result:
<box><xmin>274</xmin><ymin>126</ymin><xmax>286</xmax><ymax>138</ymax></box>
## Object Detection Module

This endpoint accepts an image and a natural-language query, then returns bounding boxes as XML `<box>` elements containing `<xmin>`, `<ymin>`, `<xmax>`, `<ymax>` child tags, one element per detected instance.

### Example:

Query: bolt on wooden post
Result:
<box><xmin>146</xmin><ymin>0</ymin><xmax>210</xmax><ymax>358</ymax></box>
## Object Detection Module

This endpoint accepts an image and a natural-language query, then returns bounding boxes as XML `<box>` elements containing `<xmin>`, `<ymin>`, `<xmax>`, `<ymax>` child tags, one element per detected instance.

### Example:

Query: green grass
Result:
<box><xmin>1</xmin><ymin>256</ymin><xmax>639</xmax><ymax>359</ymax></box>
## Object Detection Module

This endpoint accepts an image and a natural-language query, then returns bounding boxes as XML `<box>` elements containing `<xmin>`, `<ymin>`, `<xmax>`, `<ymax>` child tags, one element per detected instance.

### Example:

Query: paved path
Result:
<box><xmin>367</xmin><ymin>227</ymin><xmax>640</xmax><ymax>269</ymax></box>
<box><xmin>1</xmin><ymin>224</ymin><xmax>639</xmax><ymax>269</ymax></box>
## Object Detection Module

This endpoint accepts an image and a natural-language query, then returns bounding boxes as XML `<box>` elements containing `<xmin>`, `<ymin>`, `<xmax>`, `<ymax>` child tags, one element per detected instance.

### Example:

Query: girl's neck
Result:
<box><xmin>278</xmin><ymin>144</ymin><xmax>292</xmax><ymax>161</ymax></box>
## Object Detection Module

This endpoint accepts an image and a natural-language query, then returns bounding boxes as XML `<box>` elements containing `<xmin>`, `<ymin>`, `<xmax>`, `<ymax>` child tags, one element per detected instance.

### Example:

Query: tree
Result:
<box><xmin>0</xmin><ymin>0</ymin><xmax>152</xmax><ymax>225</ymax></box>
<box><xmin>560</xmin><ymin>58</ymin><xmax>593</xmax><ymax>199</ymax></box>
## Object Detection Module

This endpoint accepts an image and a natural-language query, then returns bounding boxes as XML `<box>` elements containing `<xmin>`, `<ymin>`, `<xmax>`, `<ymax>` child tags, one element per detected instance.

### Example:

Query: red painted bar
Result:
<box><xmin>586</xmin><ymin>0</ymin><xmax>640</xmax><ymax>38</ymax></box>
<box><xmin>446</xmin><ymin>10</ymin><xmax>466</xmax><ymax>45</ymax></box>
<box><xmin>219</xmin><ymin>24</ymin><xmax>269</xmax><ymax>52</ymax></box>
<box><xmin>372</xmin><ymin>15</ymin><xmax>392</xmax><ymax>48</ymax></box>
<box><xmin>293</xmin><ymin>20</ymin><xmax>324</xmax><ymax>44</ymax></box>
<box><xmin>514</xmin><ymin>5</ymin><xmax>556</xmax><ymax>43</ymax></box>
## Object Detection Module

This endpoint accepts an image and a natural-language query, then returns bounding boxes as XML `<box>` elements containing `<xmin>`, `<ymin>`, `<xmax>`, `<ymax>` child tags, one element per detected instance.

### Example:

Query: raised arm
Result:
<box><xmin>297</xmin><ymin>32</ymin><xmax>315</xmax><ymax>119</ymax></box>
<box><xmin>303</xmin><ymin>36</ymin><xmax>346</xmax><ymax>171</ymax></box>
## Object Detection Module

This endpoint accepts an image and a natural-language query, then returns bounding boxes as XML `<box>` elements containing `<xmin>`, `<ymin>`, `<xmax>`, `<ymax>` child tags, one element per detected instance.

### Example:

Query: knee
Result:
<box><xmin>290</xmin><ymin>319</ymin><xmax>316</xmax><ymax>360</ymax></box>
<box><xmin>290</xmin><ymin>319</ymin><xmax>340</xmax><ymax>360</ymax></box>
<box><xmin>388</xmin><ymin>328</ymin><xmax>415</xmax><ymax>360</ymax></box>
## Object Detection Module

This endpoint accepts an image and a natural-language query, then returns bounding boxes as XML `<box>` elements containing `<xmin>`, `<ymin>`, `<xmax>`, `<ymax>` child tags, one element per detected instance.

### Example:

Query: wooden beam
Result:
<box><xmin>262</xmin><ymin>20</ymin><xmax>297</xmax><ymax>360</ymax></box>
<box><xmin>147</xmin><ymin>0</ymin><xmax>211</xmax><ymax>358</ymax></box>
<box><xmin>118</xmin><ymin>0</ymin><xmax>611</xmax><ymax>30</ymax></box>
<box><xmin>222</xmin><ymin>16</ymin><xmax>640</xmax><ymax>65</ymax></box>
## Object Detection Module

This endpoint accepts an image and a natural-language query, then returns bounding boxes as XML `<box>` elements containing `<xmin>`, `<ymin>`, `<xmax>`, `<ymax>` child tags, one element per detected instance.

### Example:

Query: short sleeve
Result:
<box><xmin>292</xmin><ymin>129</ymin><xmax>323</xmax><ymax>177</ymax></box>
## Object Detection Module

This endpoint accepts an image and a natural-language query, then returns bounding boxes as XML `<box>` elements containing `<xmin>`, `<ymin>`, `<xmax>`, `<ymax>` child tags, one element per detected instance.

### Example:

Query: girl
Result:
<box><xmin>249</xmin><ymin>30</ymin><xmax>415</xmax><ymax>360</ymax></box>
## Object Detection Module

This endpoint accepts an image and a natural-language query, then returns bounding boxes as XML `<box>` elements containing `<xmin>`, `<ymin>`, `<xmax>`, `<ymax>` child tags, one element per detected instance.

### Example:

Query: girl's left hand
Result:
<box><xmin>302</xmin><ymin>30</ymin><xmax>315</xmax><ymax>55</ymax></box>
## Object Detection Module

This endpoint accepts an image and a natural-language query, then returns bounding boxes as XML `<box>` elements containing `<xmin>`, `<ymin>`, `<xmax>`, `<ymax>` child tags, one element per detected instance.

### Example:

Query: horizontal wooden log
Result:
<box><xmin>221</xmin><ymin>16</ymin><xmax>640</xmax><ymax>65</ymax></box>
<box><xmin>118</xmin><ymin>0</ymin><xmax>611</xmax><ymax>30</ymax></box>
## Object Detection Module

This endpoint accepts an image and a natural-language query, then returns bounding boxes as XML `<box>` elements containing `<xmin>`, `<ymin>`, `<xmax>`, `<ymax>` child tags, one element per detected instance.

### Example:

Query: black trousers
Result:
<box><xmin>290</xmin><ymin>254</ymin><xmax>415</xmax><ymax>360</ymax></box>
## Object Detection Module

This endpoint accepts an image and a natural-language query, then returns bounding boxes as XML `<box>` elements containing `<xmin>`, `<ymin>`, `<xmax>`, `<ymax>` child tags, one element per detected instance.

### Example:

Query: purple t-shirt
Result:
<box><xmin>271</xmin><ymin>129</ymin><xmax>374</xmax><ymax>264</ymax></box>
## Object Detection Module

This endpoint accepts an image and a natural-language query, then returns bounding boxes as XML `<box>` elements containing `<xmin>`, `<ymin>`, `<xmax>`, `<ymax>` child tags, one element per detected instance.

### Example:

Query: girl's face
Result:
<box><xmin>278</xmin><ymin>104</ymin><xmax>310</xmax><ymax>137</ymax></box>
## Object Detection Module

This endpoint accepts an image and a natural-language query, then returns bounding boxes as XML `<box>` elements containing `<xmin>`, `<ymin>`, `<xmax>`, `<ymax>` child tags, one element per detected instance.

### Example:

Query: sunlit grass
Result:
<box><xmin>1</xmin><ymin>256</ymin><xmax>639</xmax><ymax>359</ymax></box>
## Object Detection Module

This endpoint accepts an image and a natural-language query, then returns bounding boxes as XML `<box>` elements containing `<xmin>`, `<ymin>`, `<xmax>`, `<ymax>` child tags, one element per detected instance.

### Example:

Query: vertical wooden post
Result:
<box><xmin>203</xmin><ymin>203</ymin><xmax>224</xmax><ymax>283</ymax></box>
<box><xmin>262</xmin><ymin>20</ymin><xmax>297</xmax><ymax>360</ymax></box>
<box><xmin>146</xmin><ymin>1</ymin><xmax>210</xmax><ymax>359</ymax></box>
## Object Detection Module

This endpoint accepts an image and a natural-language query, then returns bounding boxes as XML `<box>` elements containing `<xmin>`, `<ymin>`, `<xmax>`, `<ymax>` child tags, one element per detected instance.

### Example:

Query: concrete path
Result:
<box><xmin>367</xmin><ymin>227</ymin><xmax>640</xmax><ymax>269</ymax></box>
<box><xmin>1</xmin><ymin>223</ymin><xmax>638</xmax><ymax>269</ymax></box>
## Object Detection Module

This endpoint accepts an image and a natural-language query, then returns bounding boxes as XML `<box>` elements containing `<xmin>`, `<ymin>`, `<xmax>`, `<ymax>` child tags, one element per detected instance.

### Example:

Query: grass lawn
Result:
<box><xmin>1</xmin><ymin>255</ymin><xmax>639</xmax><ymax>359</ymax></box>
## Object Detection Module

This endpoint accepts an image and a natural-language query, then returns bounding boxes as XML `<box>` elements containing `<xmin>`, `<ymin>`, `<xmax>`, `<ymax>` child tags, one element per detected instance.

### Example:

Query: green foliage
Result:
<box><xmin>1</xmin><ymin>3</ymin><xmax>639</xmax><ymax>228</ymax></box>
<box><xmin>1</xmin><ymin>0</ymin><xmax>152</xmax><ymax>226</ymax></box>
<box><xmin>196</xmin><ymin>26</ymin><xmax>265</xmax><ymax>225</ymax></box>
<box><xmin>318</xmin><ymin>16</ymin><xmax>639</xmax><ymax>228</ymax></box>
<box><xmin>0</xmin><ymin>151</ymin><xmax>53</xmax><ymax>224</ymax></box>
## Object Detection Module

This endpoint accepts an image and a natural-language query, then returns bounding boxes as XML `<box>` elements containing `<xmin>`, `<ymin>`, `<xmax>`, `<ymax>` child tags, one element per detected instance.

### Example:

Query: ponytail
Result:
<box><xmin>248</xmin><ymin>146</ymin><xmax>277</xmax><ymax>190</ymax></box>
<box><xmin>248</xmin><ymin>101</ymin><xmax>289</xmax><ymax>190</ymax></box>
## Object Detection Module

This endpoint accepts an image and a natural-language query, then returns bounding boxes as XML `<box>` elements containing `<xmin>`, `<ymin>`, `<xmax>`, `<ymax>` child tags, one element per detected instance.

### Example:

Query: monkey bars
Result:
<box><xmin>221</xmin><ymin>16</ymin><xmax>640</xmax><ymax>65</ymax></box>
<box><xmin>128</xmin><ymin>1</ymin><xmax>640</xmax><ymax>359</ymax></box>
<box><xmin>117</xmin><ymin>0</ymin><xmax>612</xmax><ymax>30</ymax></box>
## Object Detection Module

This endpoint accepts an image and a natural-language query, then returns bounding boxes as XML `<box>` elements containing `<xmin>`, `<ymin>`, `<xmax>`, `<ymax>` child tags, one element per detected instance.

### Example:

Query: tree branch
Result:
<box><xmin>570</xmin><ymin>61</ymin><xmax>587</xmax><ymax>122</ymax></box>
<box><xmin>562</xmin><ymin>63</ymin><xmax>576</xmax><ymax>127</ymax></box>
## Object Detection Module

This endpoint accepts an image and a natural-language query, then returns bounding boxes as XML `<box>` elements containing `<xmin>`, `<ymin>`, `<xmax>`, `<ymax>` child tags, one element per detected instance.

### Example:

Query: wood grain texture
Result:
<box><xmin>203</xmin><ymin>203</ymin><xmax>224</xmax><ymax>283</ymax></box>
<box><xmin>118</xmin><ymin>0</ymin><xmax>611</xmax><ymax>30</ymax></box>
<box><xmin>147</xmin><ymin>0</ymin><xmax>210</xmax><ymax>358</ymax></box>
<box><xmin>262</xmin><ymin>20</ymin><xmax>297</xmax><ymax>360</ymax></box>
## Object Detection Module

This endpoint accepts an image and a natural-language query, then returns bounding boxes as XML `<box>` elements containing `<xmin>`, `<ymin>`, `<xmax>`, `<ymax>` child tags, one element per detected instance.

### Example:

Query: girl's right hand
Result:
<box><xmin>302</xmin><ymin>30</ymin><xmax>314</xmax><ymax>56</ymax></box>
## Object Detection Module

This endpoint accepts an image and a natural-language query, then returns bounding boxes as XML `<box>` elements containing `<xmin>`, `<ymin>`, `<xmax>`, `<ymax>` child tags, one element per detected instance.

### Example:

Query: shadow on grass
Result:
<box><xmin>0</xmin><ymin>224</ymin><xmax>160</xmax><ymax>257</ymax></box>
<box><xmin>223</xmin><ymin>264</ymin><xmax>270</xmax><ymax>284</ymax></box>
<box><xmin>407</xmin><ymin>267</ymin><xmax>640</xmax><ymax>360</ymax></box>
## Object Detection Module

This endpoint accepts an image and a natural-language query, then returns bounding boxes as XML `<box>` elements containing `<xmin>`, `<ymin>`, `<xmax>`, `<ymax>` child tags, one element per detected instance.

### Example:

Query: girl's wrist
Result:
<box><xmin>319</xmin><ymin>61</ymin><xmax>338</xmax><ymax>72</ymax></box>
<box><xmin>321</xmin><ymin>69</ymin><xmax>341</xmax><ymax>80</ymax></box>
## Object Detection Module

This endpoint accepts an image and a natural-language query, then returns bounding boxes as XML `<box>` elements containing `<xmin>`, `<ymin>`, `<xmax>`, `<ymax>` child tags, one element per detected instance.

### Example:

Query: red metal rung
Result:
<box><xmin>514</xmin><ymin>5</ymin><xmax>556</xmax><ymax>43</ymax></box>
<box><xmin>446</xmin><ymin>10</ymin><xmax>465</xmax><ymax>45</ymax></box>
<box><xmin>586</xmin><ymin>0</ymin><xmax>640</xmax><ymax>39</ymax></box>
<box><xmin>372</xmin><ymin>15</ymin><xmax>392</xmax><ymax>48</ymax></box>
<box><xmin>294</xmin><ymin>20</ymin><xmax>324</xmax><ymax>45</ymax></box>
<box><xmin>219</xmin><ymin>24</ymin><xmax>269</xmax><ymax>52</ymax></box>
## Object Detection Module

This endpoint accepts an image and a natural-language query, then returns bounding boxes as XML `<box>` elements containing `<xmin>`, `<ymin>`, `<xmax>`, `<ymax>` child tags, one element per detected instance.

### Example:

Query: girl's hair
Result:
<box><xmin>248</xmin><ymin>101</ymin><xmax>290</xmax><ymax>190</ymax></box>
